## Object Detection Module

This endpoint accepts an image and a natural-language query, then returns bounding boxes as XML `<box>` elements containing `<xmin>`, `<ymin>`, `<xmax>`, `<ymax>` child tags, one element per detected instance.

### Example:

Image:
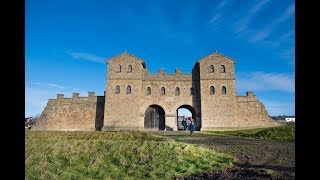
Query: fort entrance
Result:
<box><xmin>33</xmin><ymin>52</ymin><xmax>276</xmax><ymax>131</ymax></box>
<box><xmin>144</xmin><ymin>105</ymin><xmax>165</xmax><ymax>130</ymax></box>
<box><xmin>176</xmin><ymin>105</ymin><xmax>196</xmax><ymax>130</ymax></box>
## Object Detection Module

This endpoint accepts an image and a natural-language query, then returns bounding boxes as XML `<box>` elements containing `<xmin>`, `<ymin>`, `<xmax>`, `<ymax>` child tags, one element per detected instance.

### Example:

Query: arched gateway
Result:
<box><xmin>144</xmin><ymin>105</ymin><xmax>165</xmax><ymax>130</ymax></box>
<box><xmin>177</xmin><ymin>105</ymin><xmax>197</xmax><ymax>130</ymax></box>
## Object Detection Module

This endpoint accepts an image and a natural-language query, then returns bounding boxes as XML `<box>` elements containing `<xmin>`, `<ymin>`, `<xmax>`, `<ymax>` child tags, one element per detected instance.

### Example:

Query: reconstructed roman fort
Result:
<box><xmin>33</xmin><ymin>51</ymin><xmax>279</xmax><ymax>131</ymax></box>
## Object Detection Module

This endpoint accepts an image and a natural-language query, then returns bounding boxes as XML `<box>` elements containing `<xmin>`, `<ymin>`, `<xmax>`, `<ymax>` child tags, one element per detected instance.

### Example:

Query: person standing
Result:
<box><xmin>190</xmin><ymin>118</ymin><xmax>195</xmax><ymax>135</ymax></box>
<box><xmin>182</xmin><ymin>118</ymin><xmax>186</xmax><ymax>131</ymax></box>
<box><xmin>186</xmin><ymin>118</ymin><xmax>191</xmax><ymax>131</ymax></box>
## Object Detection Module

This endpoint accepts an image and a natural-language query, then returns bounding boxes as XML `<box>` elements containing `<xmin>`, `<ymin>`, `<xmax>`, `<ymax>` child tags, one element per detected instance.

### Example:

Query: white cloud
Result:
<box><xmin>251</xmin><ymin>2</ymin><xmax>294</xmax><ymax>42</ymax></box>
<box><xmin>260</xmin><ymin>99</ymin><xmax>295</xmax><ymax>116</ymax></box>
<box><xmin>66</xmin><ymin>51</ymin><xmax>105</xmax><ymax>64</ymax></box>
<box><xmin>237</xmin><ymin>71</ymin><xmax>295</xmax><ymax>93</ymax></box>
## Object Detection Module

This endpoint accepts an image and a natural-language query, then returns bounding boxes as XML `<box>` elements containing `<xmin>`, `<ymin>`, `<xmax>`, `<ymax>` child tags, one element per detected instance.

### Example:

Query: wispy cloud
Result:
<box><xmin>263</xmin><ymin>30</ymin><xmax>295</xmax><ymax>48</ymax></box>
<box><xmin>217</xmin><ymin>0</ymin><xmax>229</xmax><ymax>9</ymax></box>
<box><xmin>208</xmin><ymin>0</ymin><xmax>232</xmax><ymax>25</ymax></box>
<box><xmin>251</xmin><ymin>2</ymin><xmax>295</xmax><ymax>42</ymax></box>
<box><xmin>280</xmin><ymin>46</ymin><xmax>295</xmax><ymax>60</ymax></box>
<box><xmin>209</xmin><ymin>13</ymin><xmax>222</xmax><ymax>24</ymax></box>
<box><xmin>31</xmin><ymin>82</ymin><xmax>70</xmax><ymax>90</ymax></box>
<box><xmin>234</xmin><ymin>0</ymin><xmax>271</xmax><ymax>33</ymax></box>
<box><xmin>279</xmin><ymin>29</ymin><xmax>295</xmax><ymax>41</ymax></box>
<box><xmin>66</xmin><ymin>51</ymin><xmax>105</xmax><ymax>63</ymax></box>
<box><xmin>237</xmin><ymin>71</ymin><xmax>295</xmax><ymax>93</ymax></box>
<box><xmin>250</xmin><ymin>0</ymin><xmax>271</xmax><ymax>14</ymax></box>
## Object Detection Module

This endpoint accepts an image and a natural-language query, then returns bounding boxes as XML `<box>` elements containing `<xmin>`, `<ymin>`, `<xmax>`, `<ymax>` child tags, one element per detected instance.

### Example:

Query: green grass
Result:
<box><xmin>26</xmin><ymin>131</ymin><xmax>234</xmax><ymax>179</ymax></box>
<box><xmin>206</xmin><ymin>124</ymin><xmax>295</xmax><ymax>142</ymax></box>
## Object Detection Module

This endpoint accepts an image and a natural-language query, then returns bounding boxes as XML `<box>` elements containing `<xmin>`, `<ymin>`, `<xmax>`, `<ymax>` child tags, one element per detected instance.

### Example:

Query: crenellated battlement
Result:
<box><xmin>55</xmin><ymin>92</ymin><xmax>98</xmax><ymax>100</ymax></box>
<box><xmin>175</xmin><ymin>68</ymin><xmax>182</xmax><ymax>75</ymax></box>
<box><xmin>236</xmin><ymin>92</ymin><xmax>257</xmax><ymax>102</ymax></box>
<box><xmin>143</xmin><ymin>68</ymin><xmax>192</xmax><ymax>81</ymax></box>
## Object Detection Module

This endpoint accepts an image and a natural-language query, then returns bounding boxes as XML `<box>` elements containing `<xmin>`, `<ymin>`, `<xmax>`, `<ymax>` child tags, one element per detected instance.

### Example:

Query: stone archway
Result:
<box><xmin>144</xmin><ymin>105</ymin><xmax>165</xmax><ymax>130</ymax></box>
<box><xmin>176</xmin><ymin>105</ymin><xmax>196</xmax><ymax>131</ymax></box>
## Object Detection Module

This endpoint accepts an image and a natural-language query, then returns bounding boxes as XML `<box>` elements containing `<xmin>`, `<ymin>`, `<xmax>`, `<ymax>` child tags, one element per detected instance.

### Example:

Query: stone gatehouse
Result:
<box><xmin>33</xmin><ymin>51</ymin><xmax>279</xmax><ymax>131</ymax></box>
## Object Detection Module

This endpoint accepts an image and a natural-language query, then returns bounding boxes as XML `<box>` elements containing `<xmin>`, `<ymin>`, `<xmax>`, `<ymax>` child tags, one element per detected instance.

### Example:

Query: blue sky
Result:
<box><xmin>26</xmin><ymin>0</ymin><xmax>295</xmax><ymax>117</ymax></box>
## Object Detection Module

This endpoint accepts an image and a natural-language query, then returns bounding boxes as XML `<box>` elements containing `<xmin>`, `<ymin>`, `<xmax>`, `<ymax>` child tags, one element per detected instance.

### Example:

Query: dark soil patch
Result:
<box><xmin>153</xmin><ymin>131</ymin><xmax>295</xmax><ymax>180</ymax></box>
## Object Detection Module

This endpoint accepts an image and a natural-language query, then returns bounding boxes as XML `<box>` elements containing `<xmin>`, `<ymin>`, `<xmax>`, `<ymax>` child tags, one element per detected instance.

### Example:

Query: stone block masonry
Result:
<box><xmin>32</xmin><ymin>92</ymin><xmax>105</xmax><ymax>131</ymax></box>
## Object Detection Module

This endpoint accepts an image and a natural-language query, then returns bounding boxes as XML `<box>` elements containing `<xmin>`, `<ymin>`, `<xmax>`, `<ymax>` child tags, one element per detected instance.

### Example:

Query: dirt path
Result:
<box><xmin>152</xmin><ymin>131</ymin><xmax>295</xmax><ymax>179</ymax></box>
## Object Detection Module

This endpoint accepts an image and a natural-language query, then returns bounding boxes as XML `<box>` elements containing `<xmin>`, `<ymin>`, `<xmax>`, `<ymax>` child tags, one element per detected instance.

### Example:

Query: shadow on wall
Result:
<box><xmin>95</xmin><ymin>96</ymin><xmax>105</xmax><ymax>131</ymax></box>
<box><xmin>192</xmin><ymin>62</ymin><xmax>201</xmax><ymax>131</ymax></box>
<box><xmin>165</xmin><ymin>125</ymin><xmax>173</xmax><ymax>131</ymax></box>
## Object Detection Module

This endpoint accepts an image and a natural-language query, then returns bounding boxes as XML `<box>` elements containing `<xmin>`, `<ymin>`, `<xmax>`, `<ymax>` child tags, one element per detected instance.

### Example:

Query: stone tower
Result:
<box><xmin>196</xmin><ymin>53</ymin><xmax>238</xmax><ymax>130</ymax></box>
<box><xmin>104</xmin><ymin>52</ymin><xmax>146</xmax><ymax>130</ymax></box>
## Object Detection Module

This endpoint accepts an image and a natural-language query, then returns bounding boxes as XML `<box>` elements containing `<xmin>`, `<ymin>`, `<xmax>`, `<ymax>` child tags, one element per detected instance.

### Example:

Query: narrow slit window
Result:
<box><xmin>116</xmin><ymin>65</ymin><xmax>121</xmax><ymax>72</ymax></box>
<box><xmin>126</xmin><ymin>86</ymin><xmax>131</xmax><ymax>94</ymax></box>
<box><xmin>128</xmin><ymin>65</ymin><xmax>132</xmax><ymax>73</ymax></box>
<box><xmin>115</xmin><ymin>85</ymin><xmax>120</xmax><ymax>94</ymax></box>
<box><xmin>209</xmin><ymin>65</ymin><xmax>214</xmax><ymax>73</ymax></box>
<box><xmin>175</xmin><ymin>87</ymin><xmax>180</xmax><ymax>96</ymax></box>
<box><xmin>222</xmin><ymin>86</ymin><xmax>227</xmax><ymax>94</ymax></box>
<box><xmin>160</xmin><ymin>87</ymin><xmax>165</xmax><ymax>95</ymax></box>
<box><xmin>210</xmin><ymin>86</ymin><xmax>215</xmax><ymax>95</ymax></box>
<box><xmin>146</xmin><ymin>87</ymin><xmax>151</xmax><ymax>95</ymax></box>
<box><xmin>220</xmin><ymin>65</ymin><xmax>226</xmax><ymax>73</ymax></box>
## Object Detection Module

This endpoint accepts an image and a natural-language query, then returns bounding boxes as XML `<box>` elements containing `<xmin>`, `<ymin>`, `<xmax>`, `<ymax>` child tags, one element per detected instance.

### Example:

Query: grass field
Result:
<box><xmin>26</xmin><ymin>131</ymin><xmax>234</xmax><ymax>179</ymax></box>
<box><xmin>154</xmin><ymin>125</ymin><xmax>295</xmax><ymax>179</ymax></box>
<box><xmin>206</xmin><ymin>124</ymin><xmax>295</xmax><ymax>142</ymax></box>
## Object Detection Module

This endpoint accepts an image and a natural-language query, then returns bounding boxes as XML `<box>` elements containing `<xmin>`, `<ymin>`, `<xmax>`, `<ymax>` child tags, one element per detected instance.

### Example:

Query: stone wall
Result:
<box><xmin>235</xmin><ymin>92</ymin><xmax>279</xmax><ymax>128</ymax></box>
<box><xmin>32</xmin><ymin>92</ymin><xmax>105</xmax><ymax>131</ymax></box>
<box><xmin>104</xmin><ymin>79</ymin><xmax>143</xmax><ymax>130</ymax></box>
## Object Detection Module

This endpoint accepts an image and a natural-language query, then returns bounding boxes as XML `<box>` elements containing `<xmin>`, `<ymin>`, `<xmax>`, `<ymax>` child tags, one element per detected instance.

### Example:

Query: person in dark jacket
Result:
<box><xmin>190</xmin><ymin>118</ymin><xmax>195</xmax><ymax>135</ymax></box>
<box><xmin>182</xmin><ymin>119</ymin><xmax>187</xmax><ymax>131</ymax></box>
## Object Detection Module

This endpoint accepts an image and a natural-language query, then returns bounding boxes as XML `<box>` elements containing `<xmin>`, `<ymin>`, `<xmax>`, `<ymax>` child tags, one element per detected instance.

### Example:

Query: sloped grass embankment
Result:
<box><xmin>26</xmin><ymin>131</ymin><xmax>234</xmax><ymax>179</ymax></box>
<box><xmin>206</xmin><ymin>124</ymin><xmax>295</xmax><ymax>142</ymax></box>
